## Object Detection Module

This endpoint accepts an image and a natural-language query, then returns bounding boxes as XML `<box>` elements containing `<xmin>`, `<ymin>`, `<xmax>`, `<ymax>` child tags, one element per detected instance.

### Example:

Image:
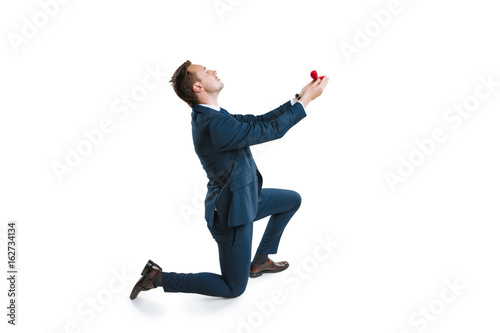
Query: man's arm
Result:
<box><xmin>229</xmin><ymin>100</ymin><xmax>294</xmax><ymax>123</ymax></box>
<box><xmin>210</xmin><ymin>76</ymin><xmax>328</xmax><ymax>151</ymax></box>
<box><xmin>209</xmin><ymin>102</ymin><xmax>306</xmax><ymax>152</ymax></box>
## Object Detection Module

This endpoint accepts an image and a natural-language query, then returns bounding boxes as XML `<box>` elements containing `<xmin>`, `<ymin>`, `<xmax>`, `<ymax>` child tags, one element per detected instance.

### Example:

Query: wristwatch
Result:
<box><xmin>295</xmin><ymin>93</ymin><xmax>301</xmax><ymax>100</ymax></box>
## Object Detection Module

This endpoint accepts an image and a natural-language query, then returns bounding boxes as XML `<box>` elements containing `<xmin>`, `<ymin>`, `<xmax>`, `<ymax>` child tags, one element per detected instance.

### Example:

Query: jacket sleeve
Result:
<box><xmin>209</xmin><ymin>102</ymin><xmax>306</xmax><ymax>152</ymax></box>
<box><xmin>230</xmin><ymin>101</ymin><xmax>292</xmax><ymax>123</ymax></box>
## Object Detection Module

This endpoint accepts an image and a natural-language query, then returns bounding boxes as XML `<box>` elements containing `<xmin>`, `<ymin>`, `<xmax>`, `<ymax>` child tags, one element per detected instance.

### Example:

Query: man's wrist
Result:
<box><xmin>298</xmin><ymin>95</ymin><xmax>310</xmax><ymax>108</ymax></box>
<box><xmin>292</xmin><ymin>94</ymin><xmax>309</xmax><ymax>108</ymax></box>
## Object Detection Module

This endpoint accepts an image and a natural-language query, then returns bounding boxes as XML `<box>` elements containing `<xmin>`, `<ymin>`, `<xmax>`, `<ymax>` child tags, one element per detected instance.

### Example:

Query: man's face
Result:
<box><xmin>189</xmin><ymin>64</ymin><xmax>224</xmax><ymax>94</ymax></box>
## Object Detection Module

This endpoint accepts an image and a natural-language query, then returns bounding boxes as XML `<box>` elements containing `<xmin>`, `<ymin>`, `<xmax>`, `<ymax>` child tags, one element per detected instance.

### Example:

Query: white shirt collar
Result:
<box><xmin>198</xmin><ymin>104</ymin><xmax>221</xmax><ymax>111</ymax></box>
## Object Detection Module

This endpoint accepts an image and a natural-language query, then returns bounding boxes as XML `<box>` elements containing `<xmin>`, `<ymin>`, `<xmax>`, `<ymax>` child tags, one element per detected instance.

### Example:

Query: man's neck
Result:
<box><xmin>198</xmin><ymin>93</ymin><xmax>219</xmax><ymax>107</ymax></box>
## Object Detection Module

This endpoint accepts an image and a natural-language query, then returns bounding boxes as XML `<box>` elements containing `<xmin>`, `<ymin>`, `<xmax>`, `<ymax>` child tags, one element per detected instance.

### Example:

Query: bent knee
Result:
<box><xmin>227</xmin><ymin>287</ymin><xmax>246</xmax><ymax>298</ymax></box>
<box><xmin>226</xmin><ymin>281</ymin><xmax>248</xmax><ymax>298</ymax></box>
<box><xmin>291</xmin><ymin>191</ymin><xmax>301</xmax><ymax>208</ymax></box>
<box><xmin>228</xmin><ymin>289</ymin><xmax>245</xmax><ymax>298</ymax></box>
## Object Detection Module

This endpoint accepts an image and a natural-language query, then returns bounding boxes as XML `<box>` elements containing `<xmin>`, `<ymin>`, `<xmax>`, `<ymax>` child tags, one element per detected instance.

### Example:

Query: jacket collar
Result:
<box><xmin>192</xmin><ymin>104</ymin><xmax>227</xmax><ymax>114</ymax></box>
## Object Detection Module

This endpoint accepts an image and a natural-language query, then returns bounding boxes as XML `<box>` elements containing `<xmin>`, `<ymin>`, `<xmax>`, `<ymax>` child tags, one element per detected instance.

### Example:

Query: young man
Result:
<box><xmin>130</xmin><ymin>60</ymin><xmax>329</xmax><ymax>299</ymax></box>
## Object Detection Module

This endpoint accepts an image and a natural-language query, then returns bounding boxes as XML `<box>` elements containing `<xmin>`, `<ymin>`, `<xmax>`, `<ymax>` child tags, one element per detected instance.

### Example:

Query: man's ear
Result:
<box><xmin>193</xmin><ymin>83</ymin><xmax>204</xmax><ymax>93</ymax></box>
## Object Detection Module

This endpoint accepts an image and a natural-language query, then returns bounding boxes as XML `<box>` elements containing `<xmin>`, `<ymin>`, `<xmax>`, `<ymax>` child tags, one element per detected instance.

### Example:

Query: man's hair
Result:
<box><xmin>170</xmin><ymin>60</ymin><xmax>199</xmax><ymax>108</ymax></box>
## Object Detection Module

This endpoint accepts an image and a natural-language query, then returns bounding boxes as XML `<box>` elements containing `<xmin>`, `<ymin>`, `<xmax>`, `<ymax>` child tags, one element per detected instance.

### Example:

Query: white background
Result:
<box><xmin>1</xmin><ymin>0</ymin><xmax>499</xmax><ymax>332</ymax></box>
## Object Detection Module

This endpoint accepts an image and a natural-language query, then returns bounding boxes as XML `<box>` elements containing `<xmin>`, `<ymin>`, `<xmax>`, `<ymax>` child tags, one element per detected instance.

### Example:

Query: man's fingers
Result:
<box><xmin>312</xmin><ymin>78</ymin><xmax>322</xmax><ymax>86</ymax></box>
<box><xmin>320</xmin><ymin>76</ymin><xmax>330</xmax><ymax>87</ymax></box>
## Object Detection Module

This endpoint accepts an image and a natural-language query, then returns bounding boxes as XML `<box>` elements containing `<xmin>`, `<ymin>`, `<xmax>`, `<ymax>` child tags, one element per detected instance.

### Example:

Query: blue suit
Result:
<box><xmin>161</xmin><ymin>100</ymin><xmax>305</xmax><ymax>297</ymax></box>
<box><xmin>191</xmin><ymin>100</ymin><xmax>306</xmax><ymax>228</ymax></box>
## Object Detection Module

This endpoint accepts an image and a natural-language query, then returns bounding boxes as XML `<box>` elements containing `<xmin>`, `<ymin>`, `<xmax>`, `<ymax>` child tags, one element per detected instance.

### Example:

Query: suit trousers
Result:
<box><xmin>161</xmin><ymin>188</ymin><xmax>302</xmax><ymax>298</ymax></box>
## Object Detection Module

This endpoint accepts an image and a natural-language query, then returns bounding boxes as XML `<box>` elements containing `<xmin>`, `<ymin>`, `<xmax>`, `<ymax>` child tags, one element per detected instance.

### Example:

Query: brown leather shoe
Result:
<box><xmin>129</xmin><ymin>260</ymin><xmax>163</xmax><ymax>300</ymax></box>
<box><xmin>249</xmin><ymin>259</ymin><xmax>289</xmax><ymax>278</ymax></box>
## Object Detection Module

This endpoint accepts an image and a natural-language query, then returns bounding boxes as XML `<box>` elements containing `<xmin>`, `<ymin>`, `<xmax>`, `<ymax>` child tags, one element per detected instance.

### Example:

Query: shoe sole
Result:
<box><xmin>141</xmin><ymin>260</ymin><xmax>154</xmax><ymax>276</ymax></box>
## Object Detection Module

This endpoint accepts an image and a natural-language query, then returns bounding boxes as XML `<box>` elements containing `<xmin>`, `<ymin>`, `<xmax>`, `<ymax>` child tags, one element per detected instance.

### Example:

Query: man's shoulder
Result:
<box><xmin>192</xmin><ymin>106</ymin><xmax>232</xmax><ymax>126</ymax></box>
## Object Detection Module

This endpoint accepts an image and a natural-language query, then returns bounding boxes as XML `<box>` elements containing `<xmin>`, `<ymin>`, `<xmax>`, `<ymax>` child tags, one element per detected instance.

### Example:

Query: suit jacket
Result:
<box><xmin>191</xmin><ymin>100</ymin><xmax>306</xmax><ymax>228</ymax></box>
